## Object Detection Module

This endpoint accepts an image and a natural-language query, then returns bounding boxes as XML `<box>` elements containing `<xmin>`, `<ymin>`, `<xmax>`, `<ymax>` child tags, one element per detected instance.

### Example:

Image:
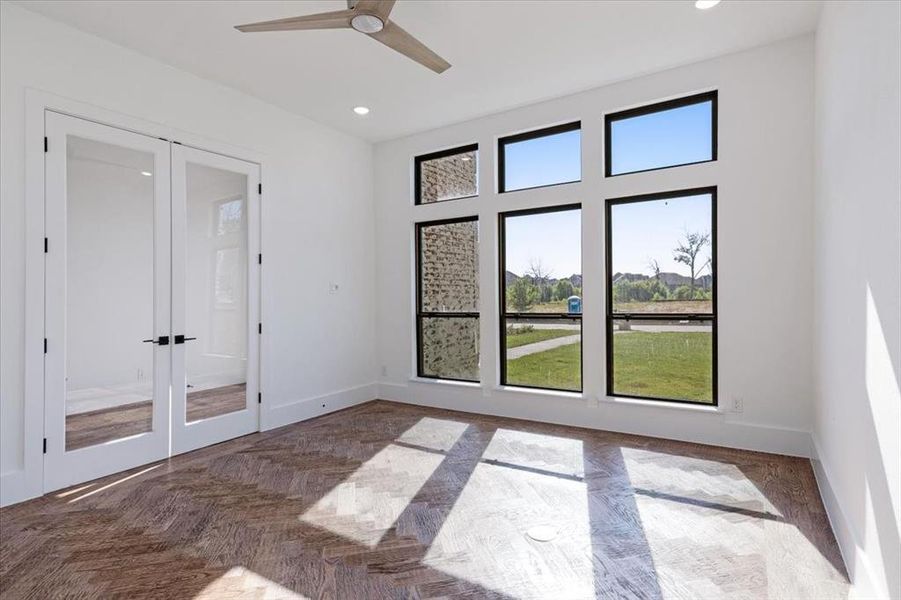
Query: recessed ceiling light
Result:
<box><xmin>353</xmin><ymin>106</ymin><xmax>370</xmax><ymax>116</ymax></box>
<box><xmin>695</xmin><ymin>0</ymin><xmax>721</xmax><ymax>9</ymax></box>
<box><xmin>140</xmin><ymin>171</ymin><xmax>152</xmax><ymax>177</ymax></box>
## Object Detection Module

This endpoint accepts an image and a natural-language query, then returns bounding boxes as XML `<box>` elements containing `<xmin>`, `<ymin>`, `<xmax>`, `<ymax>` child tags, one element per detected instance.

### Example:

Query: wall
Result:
<box><xmin>813</xmin><ymin>2</ymin><xmax>901</xmax><ymax>598</ymax></box>
<box><xmin>0</xmin><ymin>3</ymin><xmax>377</xmax><ymax>505</ymax></box>
<box><xmin>374</xmin><ymin>35</ymin><xmax>816</xmax><ymax>457</ymax></box>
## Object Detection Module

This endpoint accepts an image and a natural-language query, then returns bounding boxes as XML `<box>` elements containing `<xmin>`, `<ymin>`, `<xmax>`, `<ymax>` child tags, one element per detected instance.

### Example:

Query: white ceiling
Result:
<box><xmin>18</xmin><ymin>1</ymin><xmax>822</xmax><ymax>142</ymax></box>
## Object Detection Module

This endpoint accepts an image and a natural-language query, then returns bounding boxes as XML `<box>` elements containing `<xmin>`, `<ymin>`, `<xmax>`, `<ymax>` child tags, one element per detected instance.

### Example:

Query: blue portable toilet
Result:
<box><xmin>567</xmin><ymin>295</ymin><xmax>582</xmax><ymax>314</ymax></box>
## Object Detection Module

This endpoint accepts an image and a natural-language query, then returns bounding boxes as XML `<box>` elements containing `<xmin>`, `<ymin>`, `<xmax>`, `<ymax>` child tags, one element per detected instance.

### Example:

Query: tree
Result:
<box><xmin>508</xmin><ymin>277</ymin><xmax>538</xmax><ymax>312</ymax></box>
<box><xmin>673</xmin><ymin>230</ymin><xmax>711</xmax><ymax>299</ymax></box>
<box><xmin>527</xmin><ymin>258</ymin><xmax>554</xmax><ymax>305</ymax></box>
<box><xmin>554</xmin><ymin>279</ymin><xmax>574</xmax><ymax>301</ymax></box>
<box><xmin>647</xmin><ymin>258</ymin><xmax>661</xmax><ymax>280</ymax></box>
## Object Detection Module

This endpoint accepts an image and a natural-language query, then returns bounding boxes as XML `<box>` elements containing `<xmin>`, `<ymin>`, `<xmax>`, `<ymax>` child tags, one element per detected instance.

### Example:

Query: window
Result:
<box><xmin>498</xmin><ymin>122</ymin><xmax>581</xmax><ymax>193</ymax></box>
<box><xmin>606</xmin><ymin>188</ymin><xmax>716</xmax><ymax>404</ymax></box>
<box><xmin>605</xmin><ymin>91</ymin><xmax>717</xmax><ymax>177</ymax></box>
<box><xmin>416</xmin><ymin>217</ymin><xmax>480</xmax><ymax>381</ymax></box>
<box><xmin>499</xmin><ymin>205</ymin><xmax>581</xmax><ymax>391</ymax></box>
<box><xmin>414</xmin><ymin>144</ymin><xmax>478</xmax><ymax>205</ymax></box>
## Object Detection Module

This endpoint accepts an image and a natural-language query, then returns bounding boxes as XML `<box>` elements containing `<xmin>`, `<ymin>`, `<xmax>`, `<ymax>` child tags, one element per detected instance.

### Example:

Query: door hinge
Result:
<box><xmin>258</xmin><ymin>253</ymin><xmax>262</xmax><ymax>265</ymax></box>
<box><xmin>43</xmin><ymin>438</ymin><xmax>47</xmax><ymax>454</ymax></box>
<box><xmin>44</xmin><ymin>137</ymin><xmax>48</xmax><ymax>153</ymax></box>
<box><xmin>44</xmin><ymin>238</ymin><xmax>48</xmax><ymax>253</ymax></box>
<box><xmin>258</xmin><ymin>183</ymin><xmax>262</xmax><ymax>195</ymax></box>
<box><xmin>258</xmin><ymin>392</ymin><xmax>262</xmax><ymax>404</ymax></box>
<box><xmin>258</xmin><ymin>323</ymin><xmax>262</xmax><ymax>335</ymax></box>
<box><xmin>43</xmin><ymin>338</ymin><xmax>47</xmax><ymax>354</ymax></box>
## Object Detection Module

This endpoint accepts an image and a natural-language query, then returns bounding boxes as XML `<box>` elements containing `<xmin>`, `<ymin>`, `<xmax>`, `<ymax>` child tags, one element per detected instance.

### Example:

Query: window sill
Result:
<box><xmin>599</xmin><ymin>395</ymin><xmax>723</xmax><ymax>413</ymax></box>
<box><xmin>408</xmin><ymin>377</ymin><xmax>481</xmax><ymax>389</ymax></box>
<box><xmin>493</xmin><ymin>385</ymin><xmax>584</xmax><ymax>401</ymax></box>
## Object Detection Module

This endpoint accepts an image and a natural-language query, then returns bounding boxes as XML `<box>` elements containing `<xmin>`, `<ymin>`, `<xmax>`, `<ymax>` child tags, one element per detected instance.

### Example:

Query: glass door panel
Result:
<box><xmin>44</xmin><ymin>112</ymin><xmax>171</xmax><ymax>492</ymax></box>
<box><xmin>185</xmin><ymin>163</ymin><xmax>249</xmax><ymax>422</ymax></box>
<box><xmin>171</xmin><ymin>145</ymin><xmax>260</xmax><ymax>455</ymax></box>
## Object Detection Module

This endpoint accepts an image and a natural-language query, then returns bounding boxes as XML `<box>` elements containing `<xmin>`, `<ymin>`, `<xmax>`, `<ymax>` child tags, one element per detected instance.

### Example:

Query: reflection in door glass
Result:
<box><xmin>185</xmin><ymin>163</ymin><xmax>248</xmax><ymax>422</ymax></box>
<box><xmin>65</xmin><ymin>136</ymin><xmax>156</xmax><ymax>451</ymax></box>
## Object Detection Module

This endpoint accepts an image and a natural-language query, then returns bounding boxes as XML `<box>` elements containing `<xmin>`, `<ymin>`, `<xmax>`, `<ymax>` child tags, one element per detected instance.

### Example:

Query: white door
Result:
<box><xmin>44</xmin><ymin>112</ymin><xmax>172</xmax><ymax>491</ymax></box>
<box><xmin>170</xmin><ymin>145</ymin><xmax>261</xmax><ymax>455</ymax></box>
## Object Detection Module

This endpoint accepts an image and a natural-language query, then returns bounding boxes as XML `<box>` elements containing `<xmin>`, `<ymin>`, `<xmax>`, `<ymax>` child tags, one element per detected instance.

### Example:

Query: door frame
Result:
<box><xmin>17</xmin><ymin>90</ymin><xmax>264</xmax><ymax>504</ymax></box>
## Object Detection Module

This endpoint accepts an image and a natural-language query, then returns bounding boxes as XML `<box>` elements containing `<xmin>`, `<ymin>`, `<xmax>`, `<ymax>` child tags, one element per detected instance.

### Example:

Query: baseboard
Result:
<box><xmin>378</xmin><ymin>381</ymin><xmax>813</xmax><ymax>458</ymax></box>
<box><xmin>811</xmin><ymin>436</ymin><xmax>890</xmax><ymax>600</ymax></box>
<box><xmin>0</xmin><ymin>470</ymin><xmax>34</xmax><ymax>508</ymax></box>
<box><xmin>261</xmin><ymin>382</ymin><xmax>379</xmax><ymax>431</ymax></box>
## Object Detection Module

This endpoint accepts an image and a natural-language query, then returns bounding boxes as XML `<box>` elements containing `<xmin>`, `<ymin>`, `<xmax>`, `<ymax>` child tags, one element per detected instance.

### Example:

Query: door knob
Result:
<box><xmin>174</xmin><ymin>335</ymin><xmax>197</xmax><ymax>344</ymax></box>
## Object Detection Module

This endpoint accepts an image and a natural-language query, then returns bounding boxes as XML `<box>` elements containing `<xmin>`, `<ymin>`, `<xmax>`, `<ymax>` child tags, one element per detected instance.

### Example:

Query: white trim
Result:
<box><xmin>380</xmin><ymin>381</ymin><xmax>812</xmax><ymax>457</ymax></box>
<box><xmin>260</xmin><ymin>383</ymin><xmax>379</xmax><ymax>431</ymax></box>
<box><xmin>810</xmin><ymin>436</ymin><xmax>886</xmax><ymax>600</ymax></box>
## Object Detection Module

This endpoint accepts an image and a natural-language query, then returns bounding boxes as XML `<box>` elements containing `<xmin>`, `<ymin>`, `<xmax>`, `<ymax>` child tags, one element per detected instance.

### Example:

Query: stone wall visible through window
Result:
<box><xmin>415</xmin><ymin>145</ymin><xmax>478</xmax><ymax>205</ymax></box>
<box><xmin>416</xmin><ymin>218</ymin><xmax>480</xmax><ymax>381</ymax></box>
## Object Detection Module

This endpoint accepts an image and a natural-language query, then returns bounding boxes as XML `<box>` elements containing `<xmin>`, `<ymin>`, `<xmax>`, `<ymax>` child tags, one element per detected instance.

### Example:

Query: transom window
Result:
<box><xmin>414</xmin><ymin>144</ymin><xmax>478</xmax><ymax>205</ymax></box>
<box><xmin>606</xmin><ymin>91</ymin><xmax>717</xmax><ymax>176</ymax></box>
<box><xmin>498</xmin><ymin>122</ymin><xmax>581</xmax><ymax>193</ymax></box>
<box><xmin>606</xmin><ymin>188</ymin><xmax>716</xmax><ymax>404</ymax></box>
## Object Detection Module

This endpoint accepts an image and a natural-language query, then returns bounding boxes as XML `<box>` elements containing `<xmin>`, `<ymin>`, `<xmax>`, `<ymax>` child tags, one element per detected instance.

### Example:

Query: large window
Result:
<box><xmin>416</xmin><ymin>217</ymin><xmax>480</xmax><ymax>381</ymax></box>
<box><xmin>498</xmin><ymin>122</ymin><xmax>581</xmax><ymax>193</ymax></box>
<box><xmin>499</xmin><ymin>205</ymin><xmax>582</xmax><ymax>391</ymax></box>
<box><xmin>605</xmin><ymin>91</ymin><xmax>717</xmax><ymax>177</ymax></box>
<box><xmin>414</xmin><ymin>144</ymin><xmax>478</xmax><ymax>205</ymax></box>
<box><xmin>606</xmin><ymin>188</ymin><xmax>716</xmax><ymax>404</ymax></box>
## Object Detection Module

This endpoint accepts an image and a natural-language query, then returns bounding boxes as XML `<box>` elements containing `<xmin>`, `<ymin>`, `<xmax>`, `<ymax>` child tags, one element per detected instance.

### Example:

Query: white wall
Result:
<box><xmin>373</xmin><ymin>36</ymin><xmax>816</xmax><ymax>456</ymax></box>
<box><xmin>813</xmin><ymin>2</ymin><xmax>901</xmax><ymax>599</ymax></box>
<box><xmin>0</xmin><ymin>3</ymin><xmax>377</xmax><ymax>504</ymax></box>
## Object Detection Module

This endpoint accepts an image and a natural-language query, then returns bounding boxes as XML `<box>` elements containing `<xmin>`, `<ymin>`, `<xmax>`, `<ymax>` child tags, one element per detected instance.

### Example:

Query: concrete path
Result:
<box><xmin>507</xmin><ymin>334</ymin><xmax>581</xmax><ymax>359</ymax></box>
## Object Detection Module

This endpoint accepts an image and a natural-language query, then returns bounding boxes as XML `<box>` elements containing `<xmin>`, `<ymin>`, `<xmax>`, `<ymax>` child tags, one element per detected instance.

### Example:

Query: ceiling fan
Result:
<box><xmin>235</xmin><ymin>0</ymin><xmax>450</xmax><ymax>74</ymax></box>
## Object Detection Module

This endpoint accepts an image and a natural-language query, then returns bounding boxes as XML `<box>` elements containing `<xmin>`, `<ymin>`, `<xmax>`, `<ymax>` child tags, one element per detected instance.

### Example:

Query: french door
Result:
<box><xmin>43</xmin><ymin>112</ymin><xmax>260</xmax><ymax>491</ymax></box>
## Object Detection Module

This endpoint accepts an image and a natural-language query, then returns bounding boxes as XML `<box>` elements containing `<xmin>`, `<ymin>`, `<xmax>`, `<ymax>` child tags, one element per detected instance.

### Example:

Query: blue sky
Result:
<box><xmin>502</xmin><ymin>103</ymin><xmax>712</xmax><ymax>278</ymax></box>
<box><xmin>610</xmin><ymin>100</ymin><xmax>713</xmax><ymax>175</ymax></box>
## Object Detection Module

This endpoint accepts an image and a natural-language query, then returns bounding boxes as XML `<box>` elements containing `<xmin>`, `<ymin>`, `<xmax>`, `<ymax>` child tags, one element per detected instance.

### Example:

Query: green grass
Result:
<box><xmin>503</xmin><ymin>331</ymin><xmax>712</xmax><ymax>402</ymax></box>
<box><xmin>505</xmin><ymin>328</ymin><xmax>576</xmax><ymax>349</ymax></box>
<box><xmin>506</xmin><ymin>342</ymin><xmax>581</xmax><ymax>391</ymax></box>
<box><xmin>612</xmin><ymin>331</ymin><xmax>712</xmax><ymax>402</ymax></box>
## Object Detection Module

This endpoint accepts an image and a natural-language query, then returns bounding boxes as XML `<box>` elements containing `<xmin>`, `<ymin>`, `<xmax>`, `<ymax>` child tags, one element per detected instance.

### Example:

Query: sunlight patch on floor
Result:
<box><xmin>395</xmin><ymin>416</ymin><xmax>469</xmax><ymax>451</ymax></box>
<box><xmin>194</xmin><ymin>566</ymin><xmax>309</xmax><ymax>600</ymax></box>
<box><xmin>482</xmin><ymin>428</ymin><xmax>585</xmax><ymax>479</ymax></box>
<box><xmin>68</xmin><ymin>464</ymin><xmax>162</xmax><ymax>503</ymax></box>
<box><xmin>300</xmin><ymin>443</ymin><xmax>444</xmax><ymax>547</ymax></box>
<box><xmin>424</xmin><ymin>432</ymin><xmax>592</xmax><ymax>599</ymax></box>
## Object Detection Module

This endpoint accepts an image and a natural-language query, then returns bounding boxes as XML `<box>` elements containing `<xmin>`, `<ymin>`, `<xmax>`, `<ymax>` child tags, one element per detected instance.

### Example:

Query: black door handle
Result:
<box><xmin>142</xmin><ymin>335</ymin><xmax>169</xmax><ymax>345</ymax></box>
<box><xmin>174</xmin><ymin>335</ymin><xmax>197</xmax><ymax>344</ymax></box>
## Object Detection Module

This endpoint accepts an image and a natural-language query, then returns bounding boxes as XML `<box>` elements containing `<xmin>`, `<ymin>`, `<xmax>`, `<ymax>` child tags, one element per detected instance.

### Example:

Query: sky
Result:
<box><xmin>502</xmin><ymin>100</ymin><xmax>713</xmax><ymax>278</ymax></box>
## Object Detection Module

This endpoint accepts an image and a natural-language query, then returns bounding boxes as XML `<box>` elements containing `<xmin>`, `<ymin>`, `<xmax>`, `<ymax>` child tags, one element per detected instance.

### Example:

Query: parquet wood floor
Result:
<box><xmin>1</xmin><ymin>400</ymin><xmax>849</xmax><ymax>599</ymax></box>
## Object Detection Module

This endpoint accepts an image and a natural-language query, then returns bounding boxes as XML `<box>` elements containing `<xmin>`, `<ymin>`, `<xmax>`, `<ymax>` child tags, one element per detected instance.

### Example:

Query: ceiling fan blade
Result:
<box><xmin>369</xmin><ymin>21</ymin><xmax>450</xmax><ymax>74</ymax></box>
<box><xmin>235</xmin><ymin>9</ymin><xmax>354</xmax><ymax>33</ymax></box>
<box><xmin>354</xmin><ymin>0</ymin><xmax>396</xmax><ymax>21</ymax></box>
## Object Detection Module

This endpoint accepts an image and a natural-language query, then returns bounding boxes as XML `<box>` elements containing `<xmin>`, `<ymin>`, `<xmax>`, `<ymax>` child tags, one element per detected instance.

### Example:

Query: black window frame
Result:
<box><xmin>415</xmin><ymin>215</ymin><xmax>480</xmax><ymax>383</ymax></box>
<box><xmin>605</xmin><ymin>186</ymin><xmax>718</xmax><ymax>406</ymax></box>
<box><xmin>605</xmin><ymin>91</ymin><xmax>718</xmax><ymax>177</ymax></box>
<box><xmin>414</xmin><ymin>143</ymin><xmax>479</xmax><ymax>206</ymax></box>
<box><xmin>498</xmin><ymin>121</ymin><xmax>582</xmax><ymax>194</ymax></box>
<box><xmin>498</xmin><ymin>203</ymin><xmax>583</xmax><ymax>393</ymax></box>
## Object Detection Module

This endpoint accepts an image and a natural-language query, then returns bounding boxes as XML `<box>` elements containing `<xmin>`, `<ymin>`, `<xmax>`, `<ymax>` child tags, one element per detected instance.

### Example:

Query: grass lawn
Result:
<box><xmin>504</xmin><ymin>331</ymin><xmax>712</xmax><ymax>402</ymax></box>
<box><xmin>612</xmin><ymin>331</ymin><xmax>712</xmax><ymax>402</ymax></box>
<box><xmin>506</xmin><ymin>342</ymin><xmax>581</xmax><ymax>391</ymax></box>
<box><xmin>613</xmin><ymin>299</ymin><xmax>712</xmax><ymax>314</ymax></box>
<box><xmin>505</xmin><ymin>328</ymin><xmax>576</xmax><ymax>349</ymax></box>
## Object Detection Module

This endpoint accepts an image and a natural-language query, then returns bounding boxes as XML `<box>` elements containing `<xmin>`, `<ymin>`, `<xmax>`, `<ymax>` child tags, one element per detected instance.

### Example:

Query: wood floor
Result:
<box><xmin>66</xmin><ymin>384</ymin><xmax>247</xmax><ymax>450</ymax></box>
<box><xmin>2</xmin><ymin>400</ymin><xmax>849</xmax><ymax>599</ymax></box>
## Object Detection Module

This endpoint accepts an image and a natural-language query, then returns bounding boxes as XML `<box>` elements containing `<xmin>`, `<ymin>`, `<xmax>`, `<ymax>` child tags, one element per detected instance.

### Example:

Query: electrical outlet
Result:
<box><xmin>732</xmin><ymin>396</ymin><xmax>744</xmax><ymax>413</ymax></box>
<box><xmin>328</xmin><ymin>282</ymin><xmax>340</xmax><ymax>294</ymax></box>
